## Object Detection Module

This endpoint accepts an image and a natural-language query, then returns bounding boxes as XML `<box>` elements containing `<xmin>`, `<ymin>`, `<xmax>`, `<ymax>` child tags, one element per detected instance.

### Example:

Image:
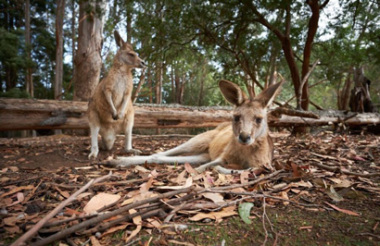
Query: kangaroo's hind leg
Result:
<box><xmin>104</xmin><ymin>153</ymin><xmax>211</xmax><ymax>167</ymax></box>
<box><xmin>156</xmin><ymin>129</ymin><xmax>218</xmax><ymax>157</ymax></box>
<box><xmin>123</xmin><ymin>106</ymin><xmax>141</xmax><ymax>155</ymax></box>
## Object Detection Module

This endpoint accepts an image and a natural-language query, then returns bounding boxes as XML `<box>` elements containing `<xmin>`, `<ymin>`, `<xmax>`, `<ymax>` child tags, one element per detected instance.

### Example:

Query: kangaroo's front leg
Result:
<box><xmin>104</xmin><ymin>90</ymin><xmax>118</xmax><ymax>120</ymax></box>
<box><xmin>118</xmin><ymin>94</ymin><xmax>131</xmax><ymax>119</ymax></box>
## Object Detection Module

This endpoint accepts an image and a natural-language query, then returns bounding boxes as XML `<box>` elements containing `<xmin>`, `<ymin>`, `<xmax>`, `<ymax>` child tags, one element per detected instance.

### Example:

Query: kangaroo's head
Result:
<box><xmin>219</xmin><ymin>80</ymin><xmax>283</xmax><ymax>146</ymax></box>
<box><xmin>114</xmin><ymin>30</ymin><xmax>146</xmax><ymax>69</ymax></box>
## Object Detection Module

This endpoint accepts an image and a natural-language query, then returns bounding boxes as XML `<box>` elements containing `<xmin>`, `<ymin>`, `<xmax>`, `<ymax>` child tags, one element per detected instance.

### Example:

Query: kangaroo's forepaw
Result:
<box><xmin>112</xmin><ymin>113</ymin><xmax>119</xmax><ymax>120</ymax></box>
<box><xmin>124</xmin><ymin>148</ymin><xmax>142</xmax><ymax>156</ymax></box>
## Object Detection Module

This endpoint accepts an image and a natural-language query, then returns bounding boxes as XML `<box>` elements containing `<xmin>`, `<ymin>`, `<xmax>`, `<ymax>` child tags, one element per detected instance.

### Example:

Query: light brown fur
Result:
<box><xmin>106</xmin><ymin>80</ymin><xmax>283</xmax><ymax>173</ymax></box>
<box><xmin>88</xmin><ymin>31</ymin><xmax>145</xmax><ymax>159</ymax></box>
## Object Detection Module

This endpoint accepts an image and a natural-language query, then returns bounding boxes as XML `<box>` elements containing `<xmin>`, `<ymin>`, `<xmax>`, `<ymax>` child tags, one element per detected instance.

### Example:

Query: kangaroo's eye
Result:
<box><xmin>128</xmin><ymin>53</ymin><xmax>135</xmax><ymax>57</ymax></box>
<box><xmin>233</xmin><ymin>115</ymin><xmax>240</xmax><ymax>122</ymax></box>
<box><xmin>256</xmin><ymin>117</ymin><xmax>262</xmax><ymax>124</ymax></box>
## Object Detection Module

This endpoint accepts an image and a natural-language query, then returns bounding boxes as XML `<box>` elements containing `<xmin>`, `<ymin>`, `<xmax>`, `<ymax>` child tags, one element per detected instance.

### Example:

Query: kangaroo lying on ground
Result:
<box><xmin>106</xmin><ymin>79</ymin><xmax>283</xmax><ymax>173</ymax></box>
<box><xmin>88</xmin><ymin>31</ymin><xmax>146</xmax><ymax>159</ymax></box>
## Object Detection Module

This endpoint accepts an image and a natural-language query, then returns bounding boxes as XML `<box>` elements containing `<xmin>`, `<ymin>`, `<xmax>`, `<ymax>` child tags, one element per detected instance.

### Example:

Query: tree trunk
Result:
<box><xmin>349</xmin><ymin>67</ymin><xmax>375</xmax><ymax>113</ymax></box>
<box><xmin>147</xmin><ymin>69</ymin><xmax>153</xmax><ymax>103</ymax></box>
<box><xmin>155</xmin><ymin>63</ymin><xmax>162</xmax><ymax>104</ymax></box>
<box><xmin>300</xmin><ymin>0</ymin><xmax>322</xmax><ymax>111</ymax></box>
<box><xmin>132</xmin><ymin>68</ymin><xmax>146</xmax><ymax>103</ymax></box>
<box><xmin>1</xmin><ymin>98</ymin><xmax>379</xmax><ymax>131</ymax></box>
<box><xmin>337</xmin><ymin>70</ymin><xmax>353</xmax><ymax>110</ymax></box>
<box><xmin>54</xmin><ymin>0</ymin><xmax>65</xmax><ymax>100</ymax></box>
<box><xmin>126</xmin><ymin>2</ymin><xmax>132</xmax><ymax>44</ymax></box>
<box><xmin>71</xmin><ymin>0</ymin><xmax>76</xmax><ymax>81</ymax></box>
<box><xmin>25</xmin><ymin>0</ymin><xmax>33</xmax><ymax>97</ymax></box>
<box><xmin>73</xmin><ymin>0</ymin><xmax>105</xmax><ymax>102</ymax></box>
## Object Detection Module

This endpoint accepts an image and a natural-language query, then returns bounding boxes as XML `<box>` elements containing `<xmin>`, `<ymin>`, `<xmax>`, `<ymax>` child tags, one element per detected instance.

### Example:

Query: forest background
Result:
<box><xmin>1</xmin><ymin>0</ymin><xmax>379</xmax><ymax>115</ymax></box>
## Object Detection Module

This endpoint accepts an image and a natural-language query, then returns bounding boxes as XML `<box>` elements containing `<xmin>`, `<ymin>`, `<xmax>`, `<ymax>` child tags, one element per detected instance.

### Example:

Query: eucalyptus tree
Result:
<box><xmin>73</xmin><ymin>0</ymin><xmax>106</xmax><ymax>101</ymax></box>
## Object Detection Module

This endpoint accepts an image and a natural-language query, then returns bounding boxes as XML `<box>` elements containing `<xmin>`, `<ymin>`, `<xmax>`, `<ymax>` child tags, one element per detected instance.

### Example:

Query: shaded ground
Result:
<box><xmin>0</xmin><ymin>132</ymin><xmax>379</xmax><ymax>245</ymax></box>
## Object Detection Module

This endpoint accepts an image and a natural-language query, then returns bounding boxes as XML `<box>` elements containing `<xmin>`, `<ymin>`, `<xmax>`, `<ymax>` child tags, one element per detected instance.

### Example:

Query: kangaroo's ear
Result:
<box><xmin>219</xmin><ymin>80</ymin><xmax>247</xmax><ymax>106</ymax></box>
<box><xmin>114</xmin><ymin>30</ymin><xmax>125</xmax><ymax>48</ymax></box>
<box><xmin>255</xmin><ymin>81</ymin><xmax>284</xmax><ymax>108</ymax></box>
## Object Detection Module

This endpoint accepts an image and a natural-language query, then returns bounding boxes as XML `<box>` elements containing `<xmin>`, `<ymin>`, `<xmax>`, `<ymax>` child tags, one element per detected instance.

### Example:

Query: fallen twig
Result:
<box><xmin>31</xmin><ymin>187</ymin><xmax>193</xmax><ymax>246</ymax></box>
<box><xmin>204</xmin><ymin>170</ymin><xmax>284</xmax><ymax>192</ymax></box>
<box><xmin>310</xmin><ymin>160</ymin><xmax>380</xmax><ymax>177</ymax></box>
<box><xmin>11</xmin><ymin>172</ymin><xmax>113</xmax><ymax>246</ymax></box>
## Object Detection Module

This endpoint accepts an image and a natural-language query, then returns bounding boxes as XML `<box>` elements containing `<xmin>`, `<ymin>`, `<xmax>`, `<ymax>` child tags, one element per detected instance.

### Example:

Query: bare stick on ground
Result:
<box><xmin>11</xmin><ymin>172</ymin><xmax>113</xmax><ymax>246</ymax></box>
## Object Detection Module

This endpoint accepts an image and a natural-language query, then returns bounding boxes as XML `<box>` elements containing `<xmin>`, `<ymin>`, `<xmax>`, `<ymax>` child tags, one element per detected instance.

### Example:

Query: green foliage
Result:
<box><xmin>0</xmin><ymin>87</ymin><xmax>30</xmax><ymax>98</ymax></box>
<box><xmin>1</xmin><ymin>0</ymin><xmax>379</xmax><ymax>110</ymax></box>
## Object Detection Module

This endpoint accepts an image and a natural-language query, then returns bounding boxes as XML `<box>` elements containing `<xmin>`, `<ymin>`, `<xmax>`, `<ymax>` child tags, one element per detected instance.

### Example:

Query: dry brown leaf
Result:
<box><xmin>55</xmin><ymin>187</ymin><xmax>70</xmax><ymax>199</ymax></box>
<box><xmin>4</xmin><ymin>216</ymin><xmax>19</xmax><ymax>226</ymax></box>
<box><xmin>325</xmin><ymin>202</ymin><xmax>360</xmax><ymax>216</ymax></box>
<box><xmin>9</xmin><ymin>166</ymin><xmax>19</xmax><ymax>172</ymax></box>
<box><xmin>189</xmin><ymin>206</ymin><xmax>237</xmax><ymax>222</ymax></box>
<box><xmin>156</xmin><ymin>177</ymin><xmax>193</xmax><ymax>190</ymax></box>
<box><xmin>184</xmin><ymin>163</ymin><xmax>198</xmax><ymax>175</ymax></box>
<box><xmin>326</xmin><ymin>186</ymin><xmax>344</xmax><ymax>202</ymax></box>
<box><xmin>290</xmin><ymin>180</ymin><xmax>313</xmax><ymax>188</ymax></box>
<box><xmin>202</xmin><ymin>192</ymin><xmax>224</xmax><ymax>204</ymax></box>
<box><xmin>101</xmin><ymin>223</ymin><xmax>129</xmax><ymax>237</ymax></box>
<box><xmin>214</xmin><ymin>173</ymin><xmax>234</xmax><ymax>186</ymax></box>
<box><xmin>149</xmin><ymin>169</ymin><xmax>159</xmax><ymax>178</ymax></box>
<box><xmin>4</xmin><ymin>225</ymin><xmax>21</xmax><ymax>234</ymax></box>
<box><xmin>168</xmin><ymin>240</ymin><xmax>195</xmax><ymax>246</ymax></box>
<box><xmin>83</xmin><ymin>193</ymin><xmax>121</xmax><ymax>214</ymax></box>
<box><xmin>77</xmin><ymin>192</ymin><xmax>93</xmax><ymax>200</ymax></box>
<box><xmin>140</xmin><ymin>176</ymin><xmax>154</xmax><ymax>193</ymax></box>
<box><xmin>203</xmin><ymin>172</ymin><xmax>214</xmax><ymax>188</ymax></box>
<box><xmin>121</xmin><ymin>197</ymin><xmax>134</xmax><ymax>206</ymax></box>
<box><xmin>90</xmin><ymin>235</ymin><xmax>102</xmax><ymax>246</ymax></box>
<box><xmin>280</xmin><ymin>191</ymin><xmax>290</xmax><ymax>205</ymax></box>
<box><xmin>64</xmin><ymin>207</ymin><xmax>82</xmax><ymax>216</ymax></box>
<box><xmin>134</xmin><ymin>165</ymin><xmax>151</xmax><ymax>173</ymax></box>
<box><xmin>146</xmin><ymin>218</ymin><xmax>162</xmax><ymax>229</ymax></box>
<box><xmin>0</xmin><ymin>185</ymin><xmax>34</xmax><ymax>198</ymax></box>
<box><xmin>124</xmin><ymin>209</ymin><xmax>142</xmax><ymax>242</ymax></box>
<box><xmin>174</xmin><ymin>170</ymin><xmax>187</xmax><ymax>185</ymax></box>
<box><xmin>240</xmin><ymin>170</ymin><xmax>250</xmax><ymax>184</ymax></box>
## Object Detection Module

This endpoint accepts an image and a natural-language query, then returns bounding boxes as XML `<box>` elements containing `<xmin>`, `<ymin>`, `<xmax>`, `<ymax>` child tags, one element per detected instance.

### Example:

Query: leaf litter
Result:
<box><xmin>0</xmin><ymin>132</ymin><xmax>379</xmax><ymax>245</ymax></box>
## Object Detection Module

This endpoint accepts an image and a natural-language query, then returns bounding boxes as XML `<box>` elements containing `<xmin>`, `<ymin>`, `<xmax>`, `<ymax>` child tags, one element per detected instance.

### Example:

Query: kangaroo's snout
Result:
<box><xmin>139</xmin><ymin>60</ymin><xmax>146</xmax><ymax>68</ymax></box>
<box><xmin>238</xmin><ymin>132</ymin><xmax>252</xmax><ymax>145</ymax></box>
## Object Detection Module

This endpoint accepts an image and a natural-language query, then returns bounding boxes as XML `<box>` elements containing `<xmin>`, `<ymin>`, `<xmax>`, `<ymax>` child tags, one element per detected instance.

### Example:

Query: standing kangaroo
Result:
<box><xmin>106</xmin><ymin>79</ymin><xmax>283</xmax><ymax>173</ymax></box>
<box><xmin>88</xmin><ymin>31</ymin><xmax>146</xmax><ymax>159</ymax></box>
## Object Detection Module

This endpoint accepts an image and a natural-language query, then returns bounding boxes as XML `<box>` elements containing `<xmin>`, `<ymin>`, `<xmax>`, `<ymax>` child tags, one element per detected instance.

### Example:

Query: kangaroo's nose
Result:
<box><xmin>140</xmin><ymin>61</ymin><xmax>146</xmax><ymax>67</ymax></box>
<box><xmin>238</xmin><ymin>133</ymin><xmax>251</xmax><ymax>145</ymax></box>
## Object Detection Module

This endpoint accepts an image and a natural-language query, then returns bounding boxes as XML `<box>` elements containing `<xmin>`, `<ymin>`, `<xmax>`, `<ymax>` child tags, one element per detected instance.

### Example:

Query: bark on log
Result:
<box><xmin>0</xmin><ymin>98</ymin><xmax>379</xmax><ymax>131</ymax></box>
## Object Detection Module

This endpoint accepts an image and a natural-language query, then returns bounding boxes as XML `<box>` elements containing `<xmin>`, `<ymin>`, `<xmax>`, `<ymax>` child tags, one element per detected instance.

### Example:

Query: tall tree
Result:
<box><xmin>73</xmin><ymin>0</ymin><xmax>105</xmax><ymax>101</ymax></box>
<box><xmin>25</xmin><ymin>0</ymin><xmax>33</xmax><ymax>97</ymax></box>
<box><xmin>54</xmin><ymin>0</ymin><xmax>65</xmax><ymax>100</ymax></box>
<box><xmin>242</xmin><ymin>0</ymin><xmax>329</xmax><ymax>110</ymax></box>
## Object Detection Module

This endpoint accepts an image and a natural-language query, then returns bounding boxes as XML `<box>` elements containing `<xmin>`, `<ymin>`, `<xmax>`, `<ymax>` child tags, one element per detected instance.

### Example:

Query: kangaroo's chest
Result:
<box><xmin>222</xmin><ymin>136</ymin><xmax>272</xmax><ymax>169</ymax></box>
<box><xmin>112</xmin><ymin>79</ymin><xmax>131</xmax><ymax>105</ymax></box>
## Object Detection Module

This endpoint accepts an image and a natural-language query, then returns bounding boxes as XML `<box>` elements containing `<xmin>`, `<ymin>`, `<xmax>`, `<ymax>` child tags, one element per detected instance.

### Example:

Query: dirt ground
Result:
<box><xmin>0</xmin><ymin>132</ymin><xmax>379</xmax><ymax>245</ymax></box>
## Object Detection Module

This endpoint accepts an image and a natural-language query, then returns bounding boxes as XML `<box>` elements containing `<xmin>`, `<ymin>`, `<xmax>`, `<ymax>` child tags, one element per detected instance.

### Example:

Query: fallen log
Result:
<box><xmin>0</xmin><ymin>98</ymin><xmax>379</xmax><ymax>131</ymax></box>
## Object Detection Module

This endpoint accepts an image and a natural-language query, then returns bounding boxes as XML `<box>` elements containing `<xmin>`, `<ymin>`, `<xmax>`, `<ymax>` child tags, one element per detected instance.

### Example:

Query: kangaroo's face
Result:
<box><xmin>114</xmin><ymin>30</ymin><xmax>146</xmax><ymax>69</ymax></box>
<box><xmin>117</xmin><ymin>49</ymin><xmax>146</xmax><ymax>68</ymax></box>
<box><xmin>232</xmin><ymin>100</ymin><xmax>267</xmax><ymax>145</ymax></box>
<box><xmin>219</xmin><ymin>80</ymin><xmax>283</xmax><ymax>146</ymax></box>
